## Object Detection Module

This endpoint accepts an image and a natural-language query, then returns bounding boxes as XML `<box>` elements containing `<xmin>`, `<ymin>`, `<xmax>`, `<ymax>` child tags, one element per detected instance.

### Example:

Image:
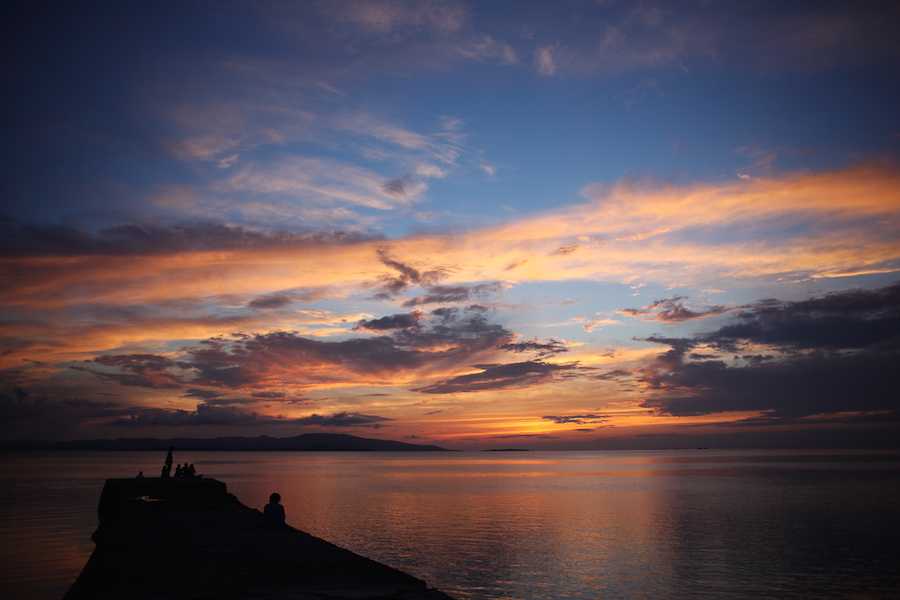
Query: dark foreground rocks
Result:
<box><xmin>64</xmin><ymin>478</ymin><xmax>455</xmax><ymax>600</ymax></box>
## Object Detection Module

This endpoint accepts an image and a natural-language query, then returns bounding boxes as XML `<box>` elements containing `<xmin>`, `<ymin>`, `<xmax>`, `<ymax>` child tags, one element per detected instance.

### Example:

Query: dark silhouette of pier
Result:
<box><xmin>64</xmin><ymin>478</ymin><xmax>454</xmax><ymax>599</ymax></box>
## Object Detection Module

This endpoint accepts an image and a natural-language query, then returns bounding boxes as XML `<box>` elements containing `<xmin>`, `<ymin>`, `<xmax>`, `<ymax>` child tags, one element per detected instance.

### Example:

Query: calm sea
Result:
<box><xmin>1</xmin><ymin>449</ymin><xmax>898</xmax><ymax>600</ymax></box>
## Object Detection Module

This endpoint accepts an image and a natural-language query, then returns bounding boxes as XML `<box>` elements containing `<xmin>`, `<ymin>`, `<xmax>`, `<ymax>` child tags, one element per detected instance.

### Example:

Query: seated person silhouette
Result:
<box><xmin>263</xmin><ymin>493</ymin><xmax>286</xmax><ymax>527</ymax></box>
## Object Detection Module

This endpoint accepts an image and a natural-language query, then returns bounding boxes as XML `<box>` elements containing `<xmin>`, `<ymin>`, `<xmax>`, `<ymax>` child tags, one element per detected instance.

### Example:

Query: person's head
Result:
<box><xmin>269</xmin><ymin>493</ymin><xmax>281</xmax><ymax>503</ymax></box>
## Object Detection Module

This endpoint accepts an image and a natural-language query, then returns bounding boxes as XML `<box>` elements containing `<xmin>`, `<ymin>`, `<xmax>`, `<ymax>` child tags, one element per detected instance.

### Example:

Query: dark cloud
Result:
<box><xmin>197</xmin><ymin>394</ymin><xmax>268</xmax><ymax>406</ymax></box>
<box><xmin>633</xmin><ymin>283</ymin><xmax>900</xmax><ymax>422</ymax></box>
<box><xmin>498</xmin><ymin>338</ymin><xmax>568</xmax><ymax>357</ymax></box>
<box><xmin>739</xmin><ymin>354</ymin><xmax>774</xmax><ymax>365</ymax></box>
<box><xmin>355</xmin><ymin>312</ymin><xmax>423</xmax><ymax>331</ymax></box>
<box><xmin>387</xmin><ymin>314</ymin><xmax>511</xmax><ymax>353</ymax></box>
<box><xmin>402</xmin><ymin>282</ymin><xmax>506</xmax><ymax>307</ymax></box>
<box><xmin>374</xmin><ymin>249</ymin><xmax>447</xmax><ymax>297</ymax></box>
<box><xmin>0</xmin><ymin>385</ymin><xmax>44</xmax><ymax>422</ymax></box>
<box><xmin>109</xmin><ymin>404</ymin><xmax>262</xmax><ymax>427</ymax></box>
<box><xmin>183</xmin><ymin>388</ymin><xmax>226</xmax><ymax>400</ymax></box>
<box><xmin>542</xmin><ymin>414</ymin><xmax>611</xmax><ymax>425</ymax></box>
<box><xmin>639</xmin><ymin>352</ymin><xmax>900</xmax><ymax>419</ymax></box>
<box><xmin>92</xmin><ymin>354</ymin><xmax>179</xmax><ymax>370</ymax></box>
<box><xmin>248</xmin><ymin>294</ymin><xmax>294</xmax><ymax>309</ymax></box>
<box><xmin>246</xmin><ymin>288</ymin><xmax>331</xmax><ymax>309</ymax></box>
<box><xmin>74</xmin><ymin>354</ymin><xmax>185</xmax><ymax>389</ymax></box>
<box><xmin>251</xmin><ymin>390</ymin><xmax>289</xmax><ymax>399</ymax></box>
<box><xmin>57</xmin><ymin>398</ymin><xmax>125</xmax><ymax>417</ymax></box>
<box><xmin>430</xmin><ymin>307</ymin><xmax>458</xmax><ymax>322</ymax></box>
<box><xmin>594</xmin><ymin>369</ymin><xmax>632</xmax><ymax>381</ymax></box>
<box><xmin>0</xmin><ymin>384</ymin><xmax>127</xmax><ymax>430</ymax></box>
<box><xmin>620</xmin><ymin>295</ymin><xmax>739</xmax><ymax>323</ymax></box>
<box><xmin>700</xmin><ymin>283</ymin><xmax>900</xmax><ymax>352</ymax></box>
<box><xmin>86</xmin><ymin>313</ymin><xmax>514</xmax><ymax>393</ymax></box>
<box><xmin>382</xmin><ymin>175</ymin><xmax>413</xmax><ymax>198</ymax></box>
<box><xmin>0</xmin><ymin>220</ymin><xmax>380</xmax><ymax>257</ymax></box>
<box><xmin>415</xmin><ymin>360</ymin><xmax>588</xmax><ymax>394</ymax></box>
<box><xmin>293</xmin><ymin>412</ymin><xmax>391</xmax><ymax>428</ymax></box>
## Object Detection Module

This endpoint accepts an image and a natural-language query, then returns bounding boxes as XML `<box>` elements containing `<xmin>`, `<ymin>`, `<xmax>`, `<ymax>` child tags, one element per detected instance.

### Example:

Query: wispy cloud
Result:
<box><xmin>217</xmin><ymin>155</ymin><xmax>425</xmax><ymax>213</ymax></box>
<box><xmin>522</xmin><ymin>1</ymin><xmax>900</xmax><ymax>78</ymax></box>
<box><xmin>414</xmin><ymin>360</ymin><xmax>589</xmax><ymax>394</ymax></box>
<box><xmin>535</xmin><ymin>45</ymin><xmax>558</xmax><ymax>76</ymax></box>
<box><xmin>260</xmin><ymin>0</ymin><xmax>470</xmax><ymax>41</ymax></box>
<box><xmin>331</xmin><ymin>113</ymin><xmax>464</xmax><ymax>165</ymax></box>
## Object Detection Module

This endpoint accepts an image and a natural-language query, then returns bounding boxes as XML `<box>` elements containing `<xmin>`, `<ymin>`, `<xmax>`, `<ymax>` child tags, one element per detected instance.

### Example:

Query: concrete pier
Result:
<box><xmin>64</xmin><ymin>478</ymin><xmax>455</xmax><ymax>599</ymax></box>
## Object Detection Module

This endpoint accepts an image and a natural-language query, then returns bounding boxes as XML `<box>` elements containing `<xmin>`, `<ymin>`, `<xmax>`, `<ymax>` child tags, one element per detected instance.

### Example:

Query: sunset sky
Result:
<box><xmin>2</xmin><ymin>0</ymin><xmax>899</xmax><ymax>449</ymax></box>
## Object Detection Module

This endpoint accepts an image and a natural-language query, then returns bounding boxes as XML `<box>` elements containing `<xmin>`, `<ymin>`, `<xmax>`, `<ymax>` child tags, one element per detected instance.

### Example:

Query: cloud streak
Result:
<box><xmin>414</xmin><ymin>360</ymin><xmax>589</xmax><ymax>394</ymax></box>
<box><xmin>6</xmin><ymin>163</ymin><xmax>897</xmax><ymax>311</ymax></box>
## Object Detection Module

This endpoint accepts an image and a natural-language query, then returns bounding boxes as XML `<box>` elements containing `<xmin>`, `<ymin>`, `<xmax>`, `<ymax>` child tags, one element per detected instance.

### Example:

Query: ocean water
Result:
<box><xmin>1</xmin><ymin>449</ymin><xmax>898</xmax><ymax>600</ymax></box>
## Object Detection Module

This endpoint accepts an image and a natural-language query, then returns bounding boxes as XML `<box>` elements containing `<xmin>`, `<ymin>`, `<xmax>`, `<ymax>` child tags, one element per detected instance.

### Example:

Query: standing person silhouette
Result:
<box><xmin>263</xmin><ymin>493</ymin><xmax>286</xmax><ymax>527</ymax></box>
<box><xmin>165</xmin><ymin>446</ymin><xmax>173</xmax><ymax>471</ymax></box>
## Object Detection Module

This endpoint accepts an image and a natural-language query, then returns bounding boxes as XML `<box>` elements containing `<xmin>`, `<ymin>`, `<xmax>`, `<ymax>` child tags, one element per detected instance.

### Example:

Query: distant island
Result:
<box><xmin>0</xmin><ymin>433</ymin><xmax>451</xmax><ymax>452</ymax></box>
<box><xmin>483</xmin><ymin>448</ymin><xmax>531</xmax><ymax>451</ymax></box>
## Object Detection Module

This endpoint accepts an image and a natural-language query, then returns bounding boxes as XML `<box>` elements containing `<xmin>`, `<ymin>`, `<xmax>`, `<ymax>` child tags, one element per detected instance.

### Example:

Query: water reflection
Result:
<box><xmin>0</xmin><ymin>452</ymin><xmax>143</xmax><ymax>600</ymax></box>
<box><xmin>2</xmin><ymin>450</ymin><xmax>898</xmax><ymax>600</ymax></box>
<box><xmin>652</xmin><ymin>460</ymin><xmax>900</xmax><ymax>599</ymax></box>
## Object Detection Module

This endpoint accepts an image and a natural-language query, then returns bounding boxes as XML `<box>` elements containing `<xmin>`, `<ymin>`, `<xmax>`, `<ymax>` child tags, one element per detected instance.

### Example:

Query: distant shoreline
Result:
<box><xmin>0</xmin><ymin>432</ymin><xmax>451</xmax><ymax>452</ymax></box>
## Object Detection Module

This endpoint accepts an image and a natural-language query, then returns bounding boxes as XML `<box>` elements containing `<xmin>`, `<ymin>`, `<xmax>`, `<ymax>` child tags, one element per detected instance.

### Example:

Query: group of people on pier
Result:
<box><xmin>146</xmin><ymin>446</ymin><xmax>285</xmax><ymax>527</ymax></box>
<box><xmin>159</xmin><ymin>446</ymin><xmax>199</xmax><ymax>478</ymax></box>
<box><xmin>162</xmin><ymin>462</ymin><xmax>197</xmax><ymax>478</ymax></box>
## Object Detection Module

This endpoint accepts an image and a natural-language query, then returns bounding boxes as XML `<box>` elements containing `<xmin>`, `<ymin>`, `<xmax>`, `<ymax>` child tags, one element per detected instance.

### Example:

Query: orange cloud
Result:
<box><xmin>4</xmin><ymin>164</ymin><xmax>897</xmax><ymax>361</ymax></box>
<box><xmin>2</xmin><ymin>163</ymin><xmax>899</xmax><ymax>443</ymax></box>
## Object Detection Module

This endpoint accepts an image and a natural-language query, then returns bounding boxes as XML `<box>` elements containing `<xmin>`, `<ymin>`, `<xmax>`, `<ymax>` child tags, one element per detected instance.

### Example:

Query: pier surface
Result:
<box><xmin>64</xmin><ymin>478</ymin><xmax>454</xmax><ymax>600</ymax></box>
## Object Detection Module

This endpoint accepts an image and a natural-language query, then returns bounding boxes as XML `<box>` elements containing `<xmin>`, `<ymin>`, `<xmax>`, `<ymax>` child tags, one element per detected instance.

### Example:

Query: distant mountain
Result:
<box><xmin>0</xmin><ymin>433</ymin><xmax>450</xmax><ymax>452</ymax></box>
